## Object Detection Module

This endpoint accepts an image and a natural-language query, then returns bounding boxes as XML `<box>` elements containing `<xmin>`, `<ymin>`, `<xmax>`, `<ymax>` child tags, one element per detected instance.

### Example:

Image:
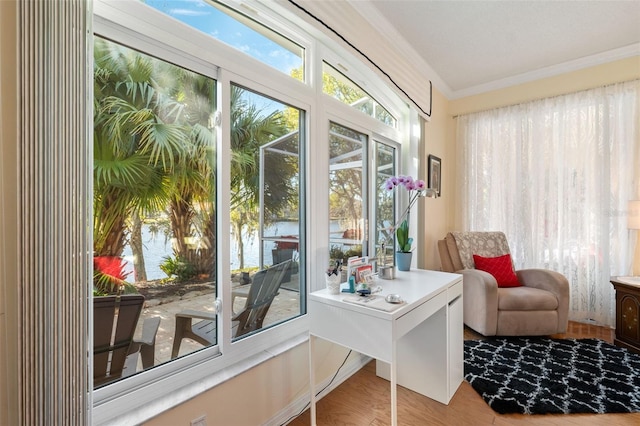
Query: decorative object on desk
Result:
<box><xmin>628</xmin><ymin>200</ymin><xmax>640</xmax><ymax>275</ymax></box>
<box><xmin>356</xmin><ymin>287</ymin><xmax>371</xmax><ymax>297</ymax></box>
<box><xmin>383</xmin><ymin>175</ymin><xmax>437</xmax><ymax>271</ymax></box>
<box><xmin>355</xmin><ymin>264</ymin><xmax>374</xmax><ymax>283</ymax></box>
<box><xmin>385</xmin><ymin>293</ymin><xmax>402</xmax><ymax>304</ymax></box>
<box><xmin>325</xmin><ymin>261</ymin><xmax>341</xmax><ymax>294</ymax></box>
<box><xmin>348</xmin><ymin>271</ymin><xmax>356</xmax><ymax>293</ymax></box>
<box><xmin>378</xmin><ymin>265</ymin><xmax>395</xmax><ymax>280</ymax></box>
<box><xmin>378</xmin><ymin>241</ymin><xmax>395</xmax><ymax>280</ymax></box>
<box><xmin>464</xmin><ymin>337</ymin><xmax>640</xmax><ymax>414</ymax></box>
<box><xmin>325</xmin><ymin>272</ymin><xmax>340</xmax><ymax>295</ymax></box>
<box><xmin>346</xmin><ymin>255</ymin><xmax>369</xmax><ymax>283</ymax></box>
<box><xmin>427</xmin><ymin>154</ymin><xmax>441</xmax><ymax>197</ymax></box>
<box><xmin>395</xmin><ymin>251</ymin><xmax>412</xmax><ymax>271</ymax></box>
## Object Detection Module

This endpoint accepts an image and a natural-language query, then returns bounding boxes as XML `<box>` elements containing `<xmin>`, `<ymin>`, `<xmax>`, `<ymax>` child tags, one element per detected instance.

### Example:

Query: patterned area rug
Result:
<box><xmin>464</xmin><ymin>338</ymin><xmax>640</xmax><ymax>414</ymax></box>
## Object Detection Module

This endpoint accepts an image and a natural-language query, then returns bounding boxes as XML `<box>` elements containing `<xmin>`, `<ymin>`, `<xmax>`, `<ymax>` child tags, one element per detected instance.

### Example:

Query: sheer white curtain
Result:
<box><xmin>457</xmin><ymin>80</ymin><xmax>640</xmax><ymax>327</ymax></box>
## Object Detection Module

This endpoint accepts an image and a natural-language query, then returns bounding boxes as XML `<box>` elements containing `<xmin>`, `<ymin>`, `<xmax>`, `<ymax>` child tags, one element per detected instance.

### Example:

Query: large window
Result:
<box><xmin>323</xmin><ymin>62</ymin><xmax>397</xmax><ymax>127</ymax></box>
<box><xmin>229</xmin><ymin>84</ymin><xmax>305</xmax><ymax>340</ymax></box>
<box><xmin>329</xmin><ymin>122</ymin><xmax>367</xmax><ymax>273</ymax></box>
<box><xmin>92</xmin><ymin>0</ymin><xmax>408</xmax><ymax>421</ymax></box>
<box><xmin>144</xmin><ymin>0</ymin><xmax>304</xmax><ymax>81</ymax></box>
<box><xmin>328</xmin><ymin>122</ymin><xmax>399</xmax><ymax>274</ymax></box>
<box><xmin>375</xmin><ymin>141</ymin><xmax>397</xmax><ymax>265</ymax></box>
<box><xmin>93</xmin><ymin>36</ymin><xmax>217</xmax><ymax>387</ymax></box>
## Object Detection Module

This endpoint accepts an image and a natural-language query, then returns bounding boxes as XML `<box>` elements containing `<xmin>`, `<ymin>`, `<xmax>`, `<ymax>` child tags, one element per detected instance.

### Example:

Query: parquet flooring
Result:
<box><xmin>289</xmin><ymin>321</ymin><xmax>640</xmax><ymax>425</ymax></box>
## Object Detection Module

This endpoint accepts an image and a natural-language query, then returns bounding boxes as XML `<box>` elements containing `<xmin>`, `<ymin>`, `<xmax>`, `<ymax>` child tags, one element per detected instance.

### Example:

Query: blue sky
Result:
<box><xmin>144</xmin><ymin>0</ymin><xmax>301</xmax><ymax>76</ymax></box>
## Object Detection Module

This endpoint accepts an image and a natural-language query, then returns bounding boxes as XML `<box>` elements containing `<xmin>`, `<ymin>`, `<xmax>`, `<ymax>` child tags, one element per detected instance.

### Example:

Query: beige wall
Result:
<box><xmin>0</xmin><ymin>2</ymin><xmax>18</xmax><ymax>425</ymax></box>
<box><xmin>144</xmin><ymin>339</ymin><xmax>353</xmax><ymax>425</ymax></box>
<box><xmin>450</xmin><ymin>56</ymin><xmax>640</xmax><ymax>117</ymax></box>
<box><xmin>418</xmin><ymin>87</ymin><xmax>457</xmax><ymax>270</ymax></box>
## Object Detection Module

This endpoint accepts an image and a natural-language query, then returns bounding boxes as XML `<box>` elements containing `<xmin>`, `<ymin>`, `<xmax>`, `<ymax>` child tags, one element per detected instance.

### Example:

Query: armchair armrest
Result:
<box><xmin>517</xmin><ymin>268</ymin><xmax>570</xmax><ymax>332</ymax></box>
<box><xmin>516</xmin><ymin>269</ymin><xmax>569</xmax><ymax>297</ymax></box>
<box><xmin>460</xmin><ymin>268</ymin><xmax>500</xmax><ymax>336</ymax></box>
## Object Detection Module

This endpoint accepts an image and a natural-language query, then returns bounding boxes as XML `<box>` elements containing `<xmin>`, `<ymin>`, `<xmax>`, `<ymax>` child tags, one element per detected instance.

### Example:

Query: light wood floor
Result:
<box><xmin>289</xmin><ymin>321</ymin><xmax>640</xmax><ymax>425</ymax></box>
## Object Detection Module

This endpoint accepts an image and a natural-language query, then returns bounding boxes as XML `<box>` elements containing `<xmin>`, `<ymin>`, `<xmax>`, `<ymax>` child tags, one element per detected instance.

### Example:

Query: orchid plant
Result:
<box><xmin>384</xmin><ymin>175</ymin><xmax>436</xmax><ymax>253</ymax></box>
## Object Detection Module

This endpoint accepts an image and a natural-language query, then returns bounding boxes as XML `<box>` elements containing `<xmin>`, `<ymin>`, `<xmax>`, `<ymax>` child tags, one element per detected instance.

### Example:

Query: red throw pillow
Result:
<box><xmin>472</xmin><ymin>254</ymin><xmax>521</xmax><ymax>288</ymax></box>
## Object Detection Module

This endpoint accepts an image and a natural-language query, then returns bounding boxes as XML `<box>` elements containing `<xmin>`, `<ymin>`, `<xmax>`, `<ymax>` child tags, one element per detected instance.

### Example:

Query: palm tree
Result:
<box><xmin>93</xmin><ymin>38</ymin><xmax>188</xmax><ymax>260</ymax></box>
<box><xmin>164</xmin><ymin>69</ymin><xmax>216</xmax><ymax>278</ymax></box>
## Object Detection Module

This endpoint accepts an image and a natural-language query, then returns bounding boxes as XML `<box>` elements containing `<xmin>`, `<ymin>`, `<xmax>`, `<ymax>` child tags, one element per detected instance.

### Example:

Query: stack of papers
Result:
<box><xmin>342</xmin><ymin>295</ymin><xmax>406</xmax><ymax>312</ymax></box>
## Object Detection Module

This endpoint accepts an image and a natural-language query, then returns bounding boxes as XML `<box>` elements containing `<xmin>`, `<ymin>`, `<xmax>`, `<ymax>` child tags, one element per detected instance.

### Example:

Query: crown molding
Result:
<box><xmin>450</xmin><ymin>43</ymin><xmax>640</xmax><ymax>99</ymax></box>
<box><xmin>348</xmin><ymin>1</ymin><xmax>639</xmax><ymax>101</ymax></box>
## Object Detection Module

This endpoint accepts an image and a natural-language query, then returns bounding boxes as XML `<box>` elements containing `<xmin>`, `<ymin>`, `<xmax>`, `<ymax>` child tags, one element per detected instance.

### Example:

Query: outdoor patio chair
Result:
<box><xmin>93</xmin><ymin>294</ymin><xmax>161</xmax><ymax>387</ymax></box>
<box><xmin>171</xmin><ymin>259</ymin><xmax>292</xmax><ymax>358</ymax></box>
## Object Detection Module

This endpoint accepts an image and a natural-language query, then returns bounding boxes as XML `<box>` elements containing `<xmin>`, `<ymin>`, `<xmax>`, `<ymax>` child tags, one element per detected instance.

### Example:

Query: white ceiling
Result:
<box><xmin>357</xmin><ymin>0</ymin><xmax>640</xmax><ymax>99</ymax></box>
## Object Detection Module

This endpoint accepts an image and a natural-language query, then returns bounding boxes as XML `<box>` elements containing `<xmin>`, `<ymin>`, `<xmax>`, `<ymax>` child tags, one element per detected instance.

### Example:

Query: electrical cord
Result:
<box><xmin>280</xmin><ymin>349</ymin><xmax>353</xmax><ymax>425</ymax></box>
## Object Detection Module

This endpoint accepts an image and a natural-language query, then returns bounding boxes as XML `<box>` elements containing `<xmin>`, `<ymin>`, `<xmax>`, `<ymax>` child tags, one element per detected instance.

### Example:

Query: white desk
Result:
<box><xmin>308</xmin><ymin>269</ymin><xmax>463</xmax><ymax>426</ymax></box>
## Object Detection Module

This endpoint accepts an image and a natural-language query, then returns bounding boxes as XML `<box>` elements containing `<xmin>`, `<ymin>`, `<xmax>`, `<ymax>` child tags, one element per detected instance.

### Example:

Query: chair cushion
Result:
<box><xmin>498</xmin><ymin>286</ymin><xmax>559</xmax><ymax>311</ymax></box>
<box><xmin>450</xmin><ymin>231</ymin><xmax>511</xmax><ymax>269</ymax></box>
<box><xmin>473</xmin><ymin>253</ymin><xmax>521</xmax><ymax>287</ymax></box>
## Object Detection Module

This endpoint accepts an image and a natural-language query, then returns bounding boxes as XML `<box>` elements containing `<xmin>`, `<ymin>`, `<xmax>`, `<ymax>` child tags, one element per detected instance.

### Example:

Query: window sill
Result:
<box><xmin>93</xmin><ymin>327</ymin><xmax>309</xmax><ymax>425</ymax></box>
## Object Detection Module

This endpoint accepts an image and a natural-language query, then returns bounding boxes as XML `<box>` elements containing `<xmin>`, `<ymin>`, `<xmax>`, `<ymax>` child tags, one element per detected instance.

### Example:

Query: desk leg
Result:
<box><xmin>391</xmin><ymin>341</ymin><xmax>397</xmax><ymax>426</ymax></box>
<box><xmin>309</xmin><ymin>334</ymin><xmax>317</xmax><ymax>426</ymax></box>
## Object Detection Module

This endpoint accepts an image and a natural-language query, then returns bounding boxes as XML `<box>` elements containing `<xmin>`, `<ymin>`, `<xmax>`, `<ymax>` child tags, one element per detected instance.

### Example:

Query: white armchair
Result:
<box><xmin>438</xmin><ymin>231</ymin><xmax>569</xmax><ymax>336</ymax></box>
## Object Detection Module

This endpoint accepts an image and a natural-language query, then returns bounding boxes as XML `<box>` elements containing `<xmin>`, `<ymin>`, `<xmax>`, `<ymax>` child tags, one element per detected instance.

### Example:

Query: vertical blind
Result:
<box><xmin>18</xmin><ymin>0</ymin><xmax>91</xmax><ymax>424</ymax></box>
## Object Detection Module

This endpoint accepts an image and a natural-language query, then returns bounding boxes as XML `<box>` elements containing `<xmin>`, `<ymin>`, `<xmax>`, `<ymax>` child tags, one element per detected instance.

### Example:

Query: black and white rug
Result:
<box><xmin>464</xmin><ymin>338</ymin><xmax>640</xmax><ymax>414</ymax></box>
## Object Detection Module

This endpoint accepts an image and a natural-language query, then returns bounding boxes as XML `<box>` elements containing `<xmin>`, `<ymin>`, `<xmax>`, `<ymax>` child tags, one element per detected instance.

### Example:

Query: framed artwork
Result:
<box><xmin>428</xmin><ymin>154</ymin><xmax>441</xmax><ymax>197</ymax></box>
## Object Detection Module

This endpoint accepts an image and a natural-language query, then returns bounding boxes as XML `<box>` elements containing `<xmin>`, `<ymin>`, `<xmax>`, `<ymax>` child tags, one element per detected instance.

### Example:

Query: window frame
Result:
<box><xmin>92</xmin><ymin>2</ymin><xmax>313</xmax><ymax>423</ymax></box>
<box><xmin>92</xmin><ymin>0</ymin><xmax>411</xmax><ymax>423</ymax></box>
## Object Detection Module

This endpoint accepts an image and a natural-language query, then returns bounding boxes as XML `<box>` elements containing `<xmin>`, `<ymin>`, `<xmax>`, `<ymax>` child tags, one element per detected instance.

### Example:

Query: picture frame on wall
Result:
<box><xmin>428</xmin><ymin>154</ymin><xmax>441</xmax><ymax>197</ymax></box>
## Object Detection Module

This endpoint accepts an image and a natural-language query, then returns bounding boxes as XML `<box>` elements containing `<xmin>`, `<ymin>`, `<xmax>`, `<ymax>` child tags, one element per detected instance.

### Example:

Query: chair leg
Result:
<box><xmin>139</xmin><ymin>316</ymin><xmax>160</xmax><ymax>368</ymax></box>
<box><xmin>172</xmin><ymin>316</ymin><xmax>191</xmax><ymax>359</ymax></box>
<box><xmin>140</xmin><ymin>342</ymin><xmax>155</xmax><ymax>369</ymax></box>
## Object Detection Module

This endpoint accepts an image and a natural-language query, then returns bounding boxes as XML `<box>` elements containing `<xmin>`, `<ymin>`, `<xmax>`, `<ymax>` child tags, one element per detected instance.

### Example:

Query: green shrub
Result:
<box><xmin>160</xmin><ymin>255</ymin><xmax>197</xmax><ymax>282</ymax></box>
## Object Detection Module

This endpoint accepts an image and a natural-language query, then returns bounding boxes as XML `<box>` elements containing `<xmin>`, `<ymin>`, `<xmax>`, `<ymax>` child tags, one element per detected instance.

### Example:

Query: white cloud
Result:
<box><xmin>168</xmin><ymin>8</ymin><xmax>210</xmax><ymax>17</ymax></box>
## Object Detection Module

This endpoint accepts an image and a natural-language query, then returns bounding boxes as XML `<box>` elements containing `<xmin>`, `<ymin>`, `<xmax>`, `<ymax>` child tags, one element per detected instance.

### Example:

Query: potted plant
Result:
<box><xmin>384</xmin><ymin>175</ymin><xmax>437</xmax><ymax>271</ymax></box>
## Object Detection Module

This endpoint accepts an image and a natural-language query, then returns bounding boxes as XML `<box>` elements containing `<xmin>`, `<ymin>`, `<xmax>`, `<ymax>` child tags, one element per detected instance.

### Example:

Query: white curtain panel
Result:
<box><xmin>457</xmin><ymin>80</ymin><xmax>640</xmax><ymax>327</ymax></box>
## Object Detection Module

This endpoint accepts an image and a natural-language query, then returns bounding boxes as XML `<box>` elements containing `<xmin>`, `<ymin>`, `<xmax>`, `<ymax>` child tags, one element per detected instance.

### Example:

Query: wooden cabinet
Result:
<box><xmin>611</xmin><ymin>277</ymin><xmax>640</xmax><ymax>354</ymax></box>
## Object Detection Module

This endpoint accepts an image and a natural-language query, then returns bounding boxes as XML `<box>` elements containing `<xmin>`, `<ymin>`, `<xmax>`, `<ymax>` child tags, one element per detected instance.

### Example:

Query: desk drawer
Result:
<box><xmin>396</xmin><ymin>290</ymin><xmax>447</xmax><ymax>339</ymax></box>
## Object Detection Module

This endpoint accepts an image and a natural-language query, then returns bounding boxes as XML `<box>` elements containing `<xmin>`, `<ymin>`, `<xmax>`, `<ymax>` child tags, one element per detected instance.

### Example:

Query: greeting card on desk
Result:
<box><xmin>342</xmin><ymin>295</ymin><xmax>406</xmax><ymax>312</ymax></box>
<box><xmin>347</xmin><ymin>256</ymin><xmax>368</xmax><ymax>280</ymax></box>
<box><xmin>355</xmin><ymin>264</ymin><xmax>373</xmax><ymax>283</ymax></box>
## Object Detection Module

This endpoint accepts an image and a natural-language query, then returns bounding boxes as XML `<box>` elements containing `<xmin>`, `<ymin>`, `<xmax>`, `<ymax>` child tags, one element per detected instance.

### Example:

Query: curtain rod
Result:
<box><xmin>287</xmin><ymin>0</ymin><xmax>432</xmax><ymax>117</ymax></box>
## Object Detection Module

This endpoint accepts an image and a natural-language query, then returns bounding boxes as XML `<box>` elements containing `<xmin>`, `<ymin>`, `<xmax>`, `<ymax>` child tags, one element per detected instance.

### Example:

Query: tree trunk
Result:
<box><xmin>130</xmin><ymin>212</ymin><xmax>147</xmax><ymax>282</ymax></box>
<box><xmin>94</xmin><ymin>189</ymin><xmax>130</xmax><ymax>257</ymax></box>
<box><xmin>191</xmin><ymin>212</ymin><xmax>216</xmax><ymax>278</ymax></box>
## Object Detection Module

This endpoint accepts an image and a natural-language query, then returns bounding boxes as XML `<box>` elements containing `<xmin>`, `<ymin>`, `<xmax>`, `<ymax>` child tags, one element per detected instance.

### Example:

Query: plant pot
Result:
<box><xmin>325</xmin><ymin>273</ymin><xmax>341</xmax><ymax>294</ymax></box>
<box><xmin>396</xmin><ymin>251</ymin><xmax>412</xmax><ymax>271</ymax></box>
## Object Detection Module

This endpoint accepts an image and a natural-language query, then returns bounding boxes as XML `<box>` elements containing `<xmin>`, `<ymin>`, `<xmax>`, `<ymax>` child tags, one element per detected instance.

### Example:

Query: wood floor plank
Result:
<box><xmin>289</xmin><ymin>321</ymin><xmax>640</xmax><ymax>425</ymax></box>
